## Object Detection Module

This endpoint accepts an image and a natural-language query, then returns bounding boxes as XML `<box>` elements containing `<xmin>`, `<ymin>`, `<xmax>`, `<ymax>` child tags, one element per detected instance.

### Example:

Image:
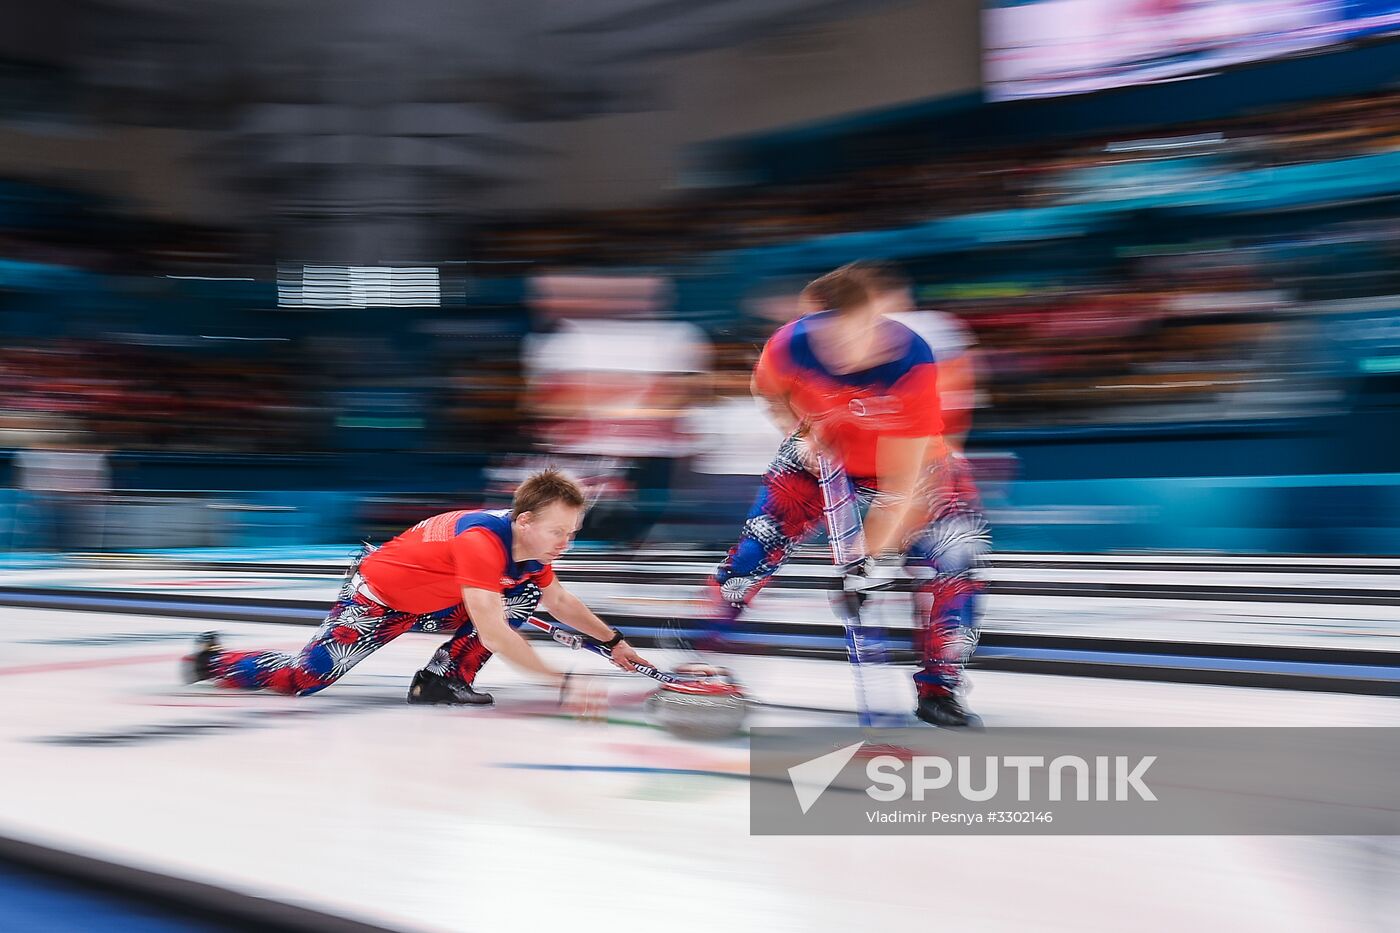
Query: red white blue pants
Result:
<box><xmin>209</xmin><ymin>548</ymin><xmax>540</xmax><ymax>696</ymax></box>
<box><xmin>712</xmin><ymin>436</ymin><xmax>990</xmax><ymax>697</ymax></box>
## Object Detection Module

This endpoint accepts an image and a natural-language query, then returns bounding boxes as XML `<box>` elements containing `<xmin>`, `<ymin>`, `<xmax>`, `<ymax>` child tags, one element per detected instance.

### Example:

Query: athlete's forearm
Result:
<box><xmin>939</xmin><ymin>355</ymin><xmax>976</xmax><ymax>453</ymax></box>
<box><xmin>462</xmin><ymin>588</ymin><xmax>563</xmax><ymax>683</ymax></box>
<box><xmin>863</xmin><ymin>434</ymin><xmax>932</xmax><ymax>556</ymax></box>
<box><xmin>751</xmin><ymin>374</ymin><xmax>802</xmax><ymax>435</ymax></box>
<box><xmin>482</xmin><ymin>626</ymin><xmax>566</xmax><ymax>682</ymax></box>
<box><xmin>863</xmin><ymin>498</ymin><xmax>916</xmax><ymax>558</ymax></box>
<box><xmin>886</xmin><ymin>436</ymin><xmax>951</xmax><ymax>548</ymax></box>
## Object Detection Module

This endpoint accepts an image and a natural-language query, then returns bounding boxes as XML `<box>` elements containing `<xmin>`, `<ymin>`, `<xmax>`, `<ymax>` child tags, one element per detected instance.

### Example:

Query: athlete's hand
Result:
<box><xmin>559</xmin><ymin>673</ymin><xmax>608</xmax><ymax>721</ymax></box>
<box><xmin>609</xmin><ymin>640</ymin><xmax>651</xmax><ymax>673</ymax></box>
<box><xmin>789</xmin><ymin>422</ymin><xmax>839</xmax><ymax>476</ymax></box>
<box><xmin>790</xmin><ymin>432</ymin><xmax>821</xmax><ymax>473</ymax></box>
<box><xmin>840</xmin><ymin>555</ymin><xmax>903</xmax><ymax>610</ymax></box>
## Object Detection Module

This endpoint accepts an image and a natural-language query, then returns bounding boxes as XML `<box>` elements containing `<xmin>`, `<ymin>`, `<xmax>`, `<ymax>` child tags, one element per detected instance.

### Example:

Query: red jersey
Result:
<box><xmin>754</xmin><ymin>312</ymin><xmax>943</xmax><ymax>481</ymax></box>
<box><xmin>359</xmin><ymin>509</ymin><xmax>555</xmax><ymax>614</ymax></box>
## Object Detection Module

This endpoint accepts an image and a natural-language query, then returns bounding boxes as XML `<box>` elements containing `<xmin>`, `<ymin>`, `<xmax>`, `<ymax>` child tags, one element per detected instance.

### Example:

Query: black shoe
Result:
<box><xmin>406</xmin><ymin>670</ymin><xmax>494</xmax><ymax>706</ymax></box>
<box><xmin>916</xmin><ymin>692</ymin><xmax>983</xmax><ymax>729</ymax></box>
<box><xmin>183</xmin><ymin>632</ymin><xmax>222</xmax><ymax>684</ymax></box>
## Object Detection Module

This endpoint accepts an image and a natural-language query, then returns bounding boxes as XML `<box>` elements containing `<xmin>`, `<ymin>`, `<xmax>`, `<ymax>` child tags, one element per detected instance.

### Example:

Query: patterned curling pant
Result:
<box><xmin>711</xmin><ymin>437</ymin><xmax>990</xmax><ymax>697</ymax></box>
<box><xmin>905</xmin><ymin>478</ymin><xmax>991</xmax><ymax>699</ymax></box>
<box><xmin>210</xmin><ymin>547</ymin><xmax>542</xmax><ymax>696</ymax></box>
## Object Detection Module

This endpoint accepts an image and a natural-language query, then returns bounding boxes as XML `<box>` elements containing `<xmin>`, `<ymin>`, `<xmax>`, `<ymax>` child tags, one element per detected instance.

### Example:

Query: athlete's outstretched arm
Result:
<box><xmin>461</xmin><ymin>586</ymin><xmax>565</xmax><ymax>684</ymax></box>
<box><xmin>863</xmin><ymin>434</ymin><xmax>939</xmax><ymax>557</ymax></box>
<box><xmin>540</xmin><ymin>580</ymin><xmax>650</xmax><ymax>671</ymax></box>
<box><xmin>938</xmin><ymin>354</ymin><xmax>975</xmax><ymax>450</ymax></box>
<box><xmin>751</xmin><ymin>372</ymin><xmax>802</xmax><ymax>435</ymax></box>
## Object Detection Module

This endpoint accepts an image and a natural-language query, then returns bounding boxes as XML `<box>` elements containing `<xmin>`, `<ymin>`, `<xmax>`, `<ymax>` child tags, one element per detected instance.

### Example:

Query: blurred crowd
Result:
<box><xmin>0</xmin><ymin>262</ymin><xmax>1323</xmax><ymax>456</ymax></box>
<box><xmin>947</xmin><ymin>258</ymin><xmax>1300</xmax><ymax>427</ymax></box>
<box><xmin>5</xmin><ymin>88</ymin><xmax>1400</xmax><ymax>461</ymax></box>
<box><xmin>0</xmin><ymin>343</ymin><xmax>314</xmax><ymax>452</ymax></box>
<box><xmin>469</xmin><ymin>89</ymin><xmax>1400</xmax><ymax>265</ymax></box>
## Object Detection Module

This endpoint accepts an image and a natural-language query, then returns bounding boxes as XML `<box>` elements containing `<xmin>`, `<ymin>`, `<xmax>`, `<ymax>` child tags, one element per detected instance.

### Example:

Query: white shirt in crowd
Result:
<box><xmin>15</xmin><ymin>448</ymin><xmax>110</xmax><ymax>494</ymax></box>
<box><xmin>684</xmin><ymin>396</ymin><xmax>786</xmax><ymax>476</ymax></box>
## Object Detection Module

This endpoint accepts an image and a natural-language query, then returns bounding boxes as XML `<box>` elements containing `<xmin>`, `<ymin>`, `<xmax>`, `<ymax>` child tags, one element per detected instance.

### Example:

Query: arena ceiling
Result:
<box><xmin>6</xmin><ymin>0</ymin><xmax>898</xmax><ymax>170</ymax></box>
<box><xmin>0</xmin><ymin>0</ymin><xmax>903</xmax><ymax>257</ymax></box>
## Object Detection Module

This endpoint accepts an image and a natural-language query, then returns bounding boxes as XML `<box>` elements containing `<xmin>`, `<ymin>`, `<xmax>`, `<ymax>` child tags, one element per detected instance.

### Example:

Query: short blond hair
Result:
<box><xmin>805</xmin><ymin>260</ymin><xmax>909</xmax><ymax>316</ymax></box>
<box><xmin>512</xmin><ymin>468</ymin><xmax>586</xmax><ymax>519</ymax></box>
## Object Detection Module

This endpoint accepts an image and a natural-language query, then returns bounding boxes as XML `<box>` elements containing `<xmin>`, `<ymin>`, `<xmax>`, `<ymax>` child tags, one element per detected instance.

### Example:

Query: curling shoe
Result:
<box><xmin>406</xmin><ymin>670</ymin><xmax>494</xmax><ymax>706</ymax></box>
<box><xmin>183</xmin><ymin>631</ymin><xmax>222</xmax><ymax>684</ymax></box>
<box><xmin>915</xmin><ymin>691</ymin><xmax>983</xmax><ymax>729</ymax></box>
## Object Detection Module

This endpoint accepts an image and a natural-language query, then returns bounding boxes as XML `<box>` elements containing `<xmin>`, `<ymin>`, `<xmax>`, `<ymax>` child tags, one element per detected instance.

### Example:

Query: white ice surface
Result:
<box><xmin>1</xmin><ymin>603</ymin><xmax>1400</xmax><ymax>933</ymax></box>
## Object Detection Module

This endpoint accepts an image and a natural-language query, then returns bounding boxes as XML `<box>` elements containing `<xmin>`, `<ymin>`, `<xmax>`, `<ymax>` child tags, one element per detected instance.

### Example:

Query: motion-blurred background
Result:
<box><xmin>7</xmin><ymin>5</ymin><xmax>1400</xmax><ymax>932</ymax></box>
<box><xmin>3</xmin><ymin>0</ymin><xmax>1400</xmax><ymax>555</ymax></box>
